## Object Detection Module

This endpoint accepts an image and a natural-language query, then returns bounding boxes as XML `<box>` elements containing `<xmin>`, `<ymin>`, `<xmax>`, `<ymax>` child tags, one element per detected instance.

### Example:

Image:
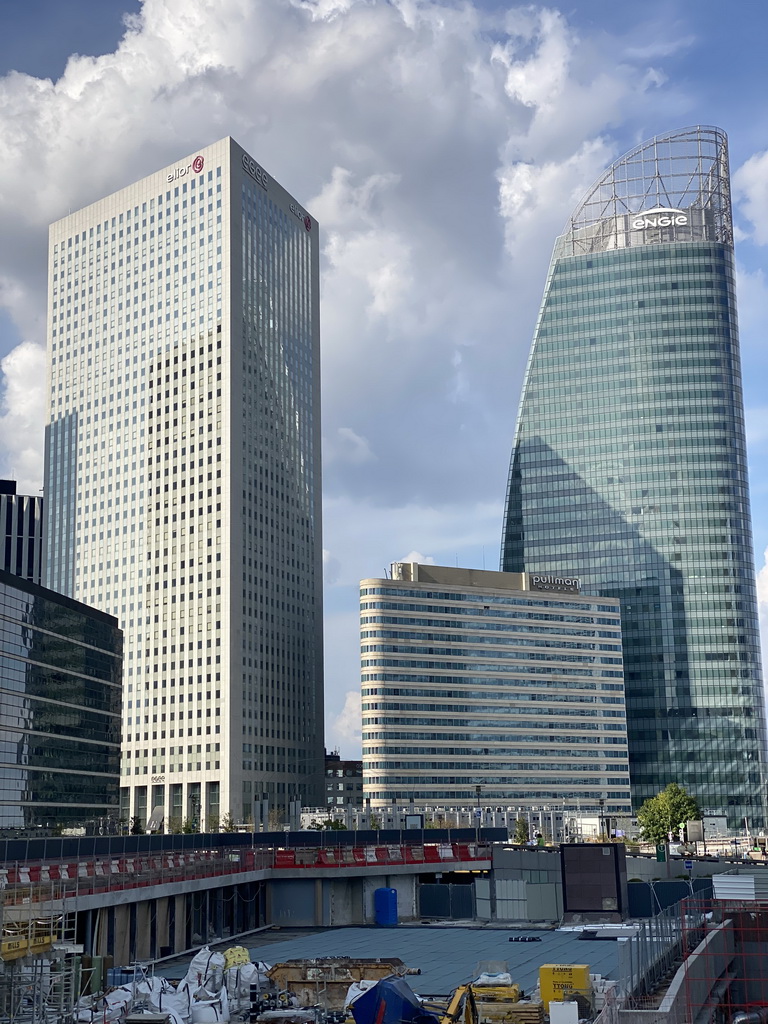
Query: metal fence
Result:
<box><xmin>618</xmin><ymin>895</ymin><xmax>710</xmax><ymax>1006</ymax></box>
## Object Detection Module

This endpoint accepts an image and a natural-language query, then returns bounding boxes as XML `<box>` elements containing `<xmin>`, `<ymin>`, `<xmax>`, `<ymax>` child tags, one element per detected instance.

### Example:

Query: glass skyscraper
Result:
<box><xmin>0</xmin><ymin>568</ymin><xmax>121</xmax><ymax>829</ymax></box>
<box><xmin>501</xmin><ymin>127</ymin><xmax>767</xmax><ymax>828</ymax></box>
<box><xmin>44</xmin><ymin>138</ymin><xmax>324</xmax><ymax>829</ymax></box>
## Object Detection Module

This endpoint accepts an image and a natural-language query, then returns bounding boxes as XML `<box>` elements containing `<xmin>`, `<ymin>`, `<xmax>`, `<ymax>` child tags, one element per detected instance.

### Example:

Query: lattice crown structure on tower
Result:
<box><xmin>555</xmin><ymin>125</ymin><xmax>732</xmax><ymax>258</ymax></box>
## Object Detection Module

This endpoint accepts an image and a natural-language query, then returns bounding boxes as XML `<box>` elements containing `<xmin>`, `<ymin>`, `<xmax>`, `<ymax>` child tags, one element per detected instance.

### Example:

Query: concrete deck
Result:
<box><xmin>157</xmin><ymin>925</ymin><xmax>620</xmax><ymax>997</ymax></box>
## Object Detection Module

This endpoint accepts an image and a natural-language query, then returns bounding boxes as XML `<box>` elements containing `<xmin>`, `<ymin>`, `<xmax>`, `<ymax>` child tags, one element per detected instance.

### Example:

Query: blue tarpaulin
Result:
<box><xmin>352</xmin><ymin>977</ymin><xmax>441</xmax><ymax>1024</ymax></box>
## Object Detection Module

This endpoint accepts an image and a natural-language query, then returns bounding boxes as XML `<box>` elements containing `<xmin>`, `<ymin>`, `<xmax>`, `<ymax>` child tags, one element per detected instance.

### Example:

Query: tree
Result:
<box><xmin>637</xmin><ymin>784</ymin><xmax>700</xmax><ymax>844</ymax></box>
<box><xmin>129</xmin><ymin>816</ymin><xmax>145</xmax><ymax>835</ymax></box>
<box><xmin>268</xmin><ymin>808</ymin><xmax>284</xmax><ymax>831</ymax></box>
<box><xmin>307</xmin><ymin>817</ymin><xmax>348</xmax><ymax>830</ymax></box>
<box><xmin>513</xmin><ymin>818</ymin><xmax>529</xmax><ymax>844</ymax></box>
<box><xmin>221</xmin><ymin>811</ymin><xmax>237</xmax><ymax>833</ymax></box>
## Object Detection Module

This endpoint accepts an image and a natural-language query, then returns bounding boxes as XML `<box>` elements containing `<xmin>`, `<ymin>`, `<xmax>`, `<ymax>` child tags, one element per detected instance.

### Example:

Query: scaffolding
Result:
<box><xmin>0</xmin><ymin>883</ymin><xmax>81</xmax><ymax>1023</ymax></box>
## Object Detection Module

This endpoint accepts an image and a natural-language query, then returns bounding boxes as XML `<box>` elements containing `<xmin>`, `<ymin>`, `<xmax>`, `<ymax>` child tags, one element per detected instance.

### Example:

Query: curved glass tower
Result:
<box><xmin>501</xmin><ymin>127</ymin><xmax>767</xmax><ymax>828</ymax></box>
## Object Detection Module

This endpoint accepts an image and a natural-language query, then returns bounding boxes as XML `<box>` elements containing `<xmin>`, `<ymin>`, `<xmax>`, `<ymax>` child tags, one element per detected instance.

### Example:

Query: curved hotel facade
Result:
<box><xmin>361</xmin><ymin>562</ymin><xmax>631</xmax><ymax>815</ymax></box>
<box><xmin>501</xmin><ymin>127</ymin><xmax>767</xmax><ymax>827</ymax></box>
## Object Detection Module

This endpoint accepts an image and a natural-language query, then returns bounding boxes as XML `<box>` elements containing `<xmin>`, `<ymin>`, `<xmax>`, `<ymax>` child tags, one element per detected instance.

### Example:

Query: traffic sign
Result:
<box><xmin>684</xmin><ymin>859</ymin><xmax>693</xmax><ymax>871</ymax></box>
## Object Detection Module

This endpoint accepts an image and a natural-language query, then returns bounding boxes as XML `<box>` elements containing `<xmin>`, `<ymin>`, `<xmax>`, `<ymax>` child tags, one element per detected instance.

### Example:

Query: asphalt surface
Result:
<box><xmin>155</xmin><ymin>925</ymin><xmax>619</xmax><ymax>997</ymax></box>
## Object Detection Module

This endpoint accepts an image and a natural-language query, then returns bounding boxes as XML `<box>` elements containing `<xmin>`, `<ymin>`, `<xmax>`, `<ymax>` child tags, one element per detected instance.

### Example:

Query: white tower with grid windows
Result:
<box><xmin>44</xmin><ymin>138</ymin><xmax>324</xmax><ymax>829</ymax></box>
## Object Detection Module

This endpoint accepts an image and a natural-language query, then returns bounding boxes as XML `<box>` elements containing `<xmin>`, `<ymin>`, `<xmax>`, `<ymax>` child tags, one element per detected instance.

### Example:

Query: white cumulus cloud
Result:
<box><xmin>0</xmin><ymin>0</ymin><xmax>703</xmax><ymax>752</ymax></box>
<box><xmin>0</xmin><ymin>341</ymin><xmax>46</xmax><ymax>494</ymax></box>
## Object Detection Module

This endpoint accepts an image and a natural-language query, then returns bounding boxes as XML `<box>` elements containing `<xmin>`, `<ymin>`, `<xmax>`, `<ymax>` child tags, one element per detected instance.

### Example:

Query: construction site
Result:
<box><xmin>1</xmin><ymin>843</ymin><xmax>768</xmax><ymax>1024</ymax></box>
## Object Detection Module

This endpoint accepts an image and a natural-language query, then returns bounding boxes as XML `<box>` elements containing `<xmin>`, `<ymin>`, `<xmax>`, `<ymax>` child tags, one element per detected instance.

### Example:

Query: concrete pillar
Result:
<box><xmin>135</xmin><ymin>901</ymin><xmax>152</xmax><ymax>959</ymax></box>
<box><xmin>114</xmin><ymin>905</ymin><xmax>131</xmax><ymax>966</ymax></box>
<box><xmin>314</xmin><ymin>878</ymin><xmax>323</xmax><ymax>926</ymax></box>
<box><xmin>156</xmin><ymin>898</ymin><xmax>171</xmax><ymax>957</ymax></box>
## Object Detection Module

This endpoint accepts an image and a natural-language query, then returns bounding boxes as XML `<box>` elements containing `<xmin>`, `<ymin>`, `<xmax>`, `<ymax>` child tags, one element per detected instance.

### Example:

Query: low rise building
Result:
<box><xmin>325</xmin><ymin>750</ymin><xmax>364</xmax><ymax>809</ymax></box>
<box><xmin>0</xmin><ymin>479</ymin><xmax>43</xmax><ymax>584</ymax></box>
<box><xmin>361</xmin><ymin>563</ymin><xmax>631</xmax><ymax>816</ymax></box>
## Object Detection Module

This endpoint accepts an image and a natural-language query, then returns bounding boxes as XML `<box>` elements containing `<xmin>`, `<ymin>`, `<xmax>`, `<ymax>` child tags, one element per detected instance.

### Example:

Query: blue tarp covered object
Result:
<box><xmin>351</xmin><ymin>977</ymin><xmax>441</xmax><ymax>1024</ymax></box>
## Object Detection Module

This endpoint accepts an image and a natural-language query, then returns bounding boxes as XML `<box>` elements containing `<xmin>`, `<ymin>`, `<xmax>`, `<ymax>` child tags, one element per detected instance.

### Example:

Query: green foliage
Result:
<box><xmin>181</xmin><ymin>817</ymin><xmax>197</xmax><ymax>834</ymax></box>
<box><xmin>221</xmin><ymin>811</ymin><xmax>237</xmax><ymax>833</ymax></box>
<box><xmin>167</xmin><ymin>817</ymin><xmax>183</xmax><ymax>835</ymax></box>
<box><xmin>307</xmin><ymin>818</ymin><xmax>348</xmax><ymax>830</ymax></box>
<box><xmin>637</xmin><ymin>783</ymin><xmax>700</xmax><ymax>844</ymax></box>
<box><xmin>513</xmin><ymin>818</ymin><xmax>530</xmax><ymax>844</ymax></box>
<box><xmin>268</xmin><ymin>808</ymin><xmax>284</xmax><ymax>831</ymax></box>
<box><xmin>129</xmin><ymin>816</ymin><xmax>145</xmax><ymax>835</ymax></box>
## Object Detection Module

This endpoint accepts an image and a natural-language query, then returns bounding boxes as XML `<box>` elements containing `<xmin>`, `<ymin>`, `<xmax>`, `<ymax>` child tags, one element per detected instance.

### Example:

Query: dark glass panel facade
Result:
<box><xmin>0</xmin><ymin>569</ymin><xmax>122</xmax><ymax>829</ymax></box>
<box><xmin>501</xmin><ymin>128</ymin><xmax>767</xmax><ymax>828</ymax></box>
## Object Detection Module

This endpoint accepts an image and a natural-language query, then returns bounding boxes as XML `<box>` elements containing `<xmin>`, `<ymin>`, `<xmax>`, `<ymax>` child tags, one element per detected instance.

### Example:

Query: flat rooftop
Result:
<box><xmin>157</xmin><ymin>925</ymin><xmax>620</xmax><ymax>997</ymax></box>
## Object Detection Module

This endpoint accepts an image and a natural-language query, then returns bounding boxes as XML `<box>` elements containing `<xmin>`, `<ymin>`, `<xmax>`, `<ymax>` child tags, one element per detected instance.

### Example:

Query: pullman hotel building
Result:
<box><xmin>360</xmin><ymin>562</ymin><xmax>631</xmax><ymax>815</ymax></box>
<box><xmin>502</xmin><ymin>127</ymin><xmax>767</xmax><ymax>827</ymax></box>
<box><xmin>44</xmin><ymin>138</ymin><xmax>325</xmax><ymax>829</ymax></box>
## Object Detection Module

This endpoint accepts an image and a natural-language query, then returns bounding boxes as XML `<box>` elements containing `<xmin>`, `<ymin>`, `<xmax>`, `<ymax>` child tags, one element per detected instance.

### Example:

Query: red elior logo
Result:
<box><xmin>304</xmin><ymin>215</ymin><xmax>311</xmax><ymax>232</ymax></box>
<box><xmin>192</xmin><ymin>155</ymin><xmax>204</xmax><ymax>173</ymax></box>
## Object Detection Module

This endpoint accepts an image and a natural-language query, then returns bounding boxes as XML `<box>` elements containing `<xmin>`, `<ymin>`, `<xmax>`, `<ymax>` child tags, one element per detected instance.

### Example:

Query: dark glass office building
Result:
<box><xmin>501</xmin><ymin>127</ymin><xmax>767</xmax><ymax>828</ymax></box>
<box><xmin>1</xmin><ymin>479</ymin><xmax>43</xmax><ymax>584</ymax></box>
<box><xmin>0</xmin><ymin>569</ymin><xmax>122</xmax><ymax>830</ymax></box>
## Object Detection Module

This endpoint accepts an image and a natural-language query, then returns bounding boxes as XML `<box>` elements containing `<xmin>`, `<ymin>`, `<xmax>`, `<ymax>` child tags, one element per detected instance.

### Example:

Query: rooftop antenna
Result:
<box><xmin>482</xmin><ymin>546</ymin><xmax>486</xmax><ymax>570</ymax></box>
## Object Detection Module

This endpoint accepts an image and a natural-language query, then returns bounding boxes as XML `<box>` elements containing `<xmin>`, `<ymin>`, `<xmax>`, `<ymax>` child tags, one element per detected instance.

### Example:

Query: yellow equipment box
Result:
<box><xmin>538</xmin><ymin>965</ymin><xmax>591</xmax><ymax>1010</ymax></box>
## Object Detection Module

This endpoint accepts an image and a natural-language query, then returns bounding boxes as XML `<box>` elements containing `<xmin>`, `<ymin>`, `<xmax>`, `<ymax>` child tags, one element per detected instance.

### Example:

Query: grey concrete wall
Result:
<box><xmin>388</xmin><ymin>874</ymin><xmax>417</xmax><ymax>921</ymax></box>
<box><xmin>269</xmin><ymin>878</ymin><xmax>317</xmax><ymax>927</ymax></box>
<box><xmin>492</xmin><ymin>846</ymin><xmax>562</xmax><ymax>922</ymax></box>
<box><xmin>625</xmin><ymin>856</ymin><xmax>724</xmax><ymax>882</ymax></box>
<box><xmin>476</xmin><ymin>877</ymin><xmax>492</xmax><ymax>920</ymax></box>
<box><xmin>492</xmin><ymin>847</ymin><xmax>562</xmax><ymax>882</ymax></box>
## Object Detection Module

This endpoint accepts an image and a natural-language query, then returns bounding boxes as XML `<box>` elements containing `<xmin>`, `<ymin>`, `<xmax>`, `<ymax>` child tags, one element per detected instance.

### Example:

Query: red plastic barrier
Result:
<box><xmin>275</xmin><ymin>850</ymin><xmax>296</xmax><ymax>868</ymax></box>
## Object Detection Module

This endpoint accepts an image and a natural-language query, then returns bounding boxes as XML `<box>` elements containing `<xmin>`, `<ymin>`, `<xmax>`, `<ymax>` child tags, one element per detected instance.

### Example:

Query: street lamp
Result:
<box><xmin>475</xmin><ymin>785</ymin><xmax>482</xmax><ymax>842</ymax></box>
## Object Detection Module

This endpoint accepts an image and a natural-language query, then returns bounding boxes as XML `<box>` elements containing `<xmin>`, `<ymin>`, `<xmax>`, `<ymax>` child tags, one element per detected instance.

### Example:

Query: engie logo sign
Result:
<box><xmin>631</xmin><ymin>207</ymin><xmax>688</xmax><ymax>229</ymax></box>
<box><xmin>167</xmin><ymin>155</ymin><xmax>204</xmax><ymax>182</ymax></box>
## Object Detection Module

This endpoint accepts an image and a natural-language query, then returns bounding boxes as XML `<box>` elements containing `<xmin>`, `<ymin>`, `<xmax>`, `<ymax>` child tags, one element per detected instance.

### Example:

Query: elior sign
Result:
<box><xmin>167</xmin><ymin>155</ymin><xmax>204</xmax><ymax>183</ymax></box>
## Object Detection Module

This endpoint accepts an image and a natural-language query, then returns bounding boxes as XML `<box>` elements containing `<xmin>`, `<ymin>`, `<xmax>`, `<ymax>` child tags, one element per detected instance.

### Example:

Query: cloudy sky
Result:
<box><xmin>1</xmin><ymin>0</ymin><xmax>768</xmax><ymax>756</ymax></box>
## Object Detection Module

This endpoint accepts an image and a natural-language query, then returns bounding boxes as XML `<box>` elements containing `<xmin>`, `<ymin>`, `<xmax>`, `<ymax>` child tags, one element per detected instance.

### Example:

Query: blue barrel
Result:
<box><xmin>374</xmin><ymin>886</ymin><xmax>398</xmax><ymax>926</ymax></box>
<box><xmin>106</xmin><ymin>967</ymin><xmax>134</xmax><ymax>988</ymax></box>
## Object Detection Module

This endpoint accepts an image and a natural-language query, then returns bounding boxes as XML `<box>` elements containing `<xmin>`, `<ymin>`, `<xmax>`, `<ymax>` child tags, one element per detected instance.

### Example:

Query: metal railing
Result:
<box><xmin>0</xmin><ymin>842</ymin><xmax>492</xmax><ymax>905</ymax></box>
<box><xmin>618</xmin><ymin>895</ymin><xmax>710</xmax><ymax>1006</ymax></box>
